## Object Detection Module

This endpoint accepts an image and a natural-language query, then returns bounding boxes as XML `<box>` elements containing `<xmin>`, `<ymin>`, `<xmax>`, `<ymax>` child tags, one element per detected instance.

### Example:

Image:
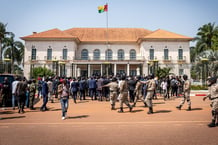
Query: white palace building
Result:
<box><xmin>21</xmin><ymin>28</ymin><xmax>192</xmax><ymax>79</ymax></box>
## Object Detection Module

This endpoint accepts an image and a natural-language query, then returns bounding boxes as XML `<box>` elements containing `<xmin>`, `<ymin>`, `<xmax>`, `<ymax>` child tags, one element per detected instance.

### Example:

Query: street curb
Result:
<box><xmin>190</xmin><ymin>94</ymin><xmax>207</xmax><ymax>97</ymax></box>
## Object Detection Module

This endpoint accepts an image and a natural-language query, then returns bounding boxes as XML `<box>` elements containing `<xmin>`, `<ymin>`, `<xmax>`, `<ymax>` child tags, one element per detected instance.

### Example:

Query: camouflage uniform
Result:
<box><xmin>103</xmin><ymin>81</ymin><xmax>118</xmax><ymax>110</ymax></box>
<box><xmin>118</xmin><ymin>79</ymin><xmax>132</xmax><ymax>113</ymax></box>
<box><xmin>204</xmin><ymin>82</ymin><xmax>218</xmax><ymax>127</ymax></box>
<box><xmin>29</xmin><ymin>81</ymin><xmax>36</xmax><ymax>110</ymax></box>
<box><xmin>144</xmin><ymin>79</ymin><xmax>156</xmax><ymax>114</ymax></box>
<box><xmin>177</xmin><ymin>79</ymin><xmax>191</xmax><ymax>110</ymax></box>
<box><xmin>133</xmin><ymin>81</ymin><xmax>142</xmax><ymax>107</ymax></box>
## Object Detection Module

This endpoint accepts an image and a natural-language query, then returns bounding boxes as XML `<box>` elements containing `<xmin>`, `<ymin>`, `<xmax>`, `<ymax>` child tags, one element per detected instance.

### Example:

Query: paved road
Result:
<box><xmin>0</xmin><ymin>94</ymin><xmax>217</xmax><ymax>145</ymax></box>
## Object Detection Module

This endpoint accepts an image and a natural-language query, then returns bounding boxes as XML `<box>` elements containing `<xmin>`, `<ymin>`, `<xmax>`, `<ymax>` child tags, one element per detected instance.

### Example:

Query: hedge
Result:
<box><xmin>191</xmin><ymin>85</ymin><xmax>208</xmax><ymax>90</ymax></box>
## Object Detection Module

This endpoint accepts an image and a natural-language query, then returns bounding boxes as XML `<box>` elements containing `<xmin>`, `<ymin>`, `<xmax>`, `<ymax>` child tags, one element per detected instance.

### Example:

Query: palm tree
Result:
<box><xmin>191</xmin><ymin>23</ymin><xmax>218</xmax><ymax>80</ymax></box>
<box><xmin>3</xmin><ymin>34</ymin><xmax>24</xmax><ymax>74</ymax></box>
<box><xmin>195</xmin><ymin>22</ymin><xmax>218</xmax><ymax>53</ymax></box>
<box><xmin>0</xmin><ymin>22</ymin><xmax>12</xmax><ymax>60</ymax></box>
<box><xmin>156</xmin><ymin>67</ymin><xmax>172</xmax><ymax>79</ymax></box>
<box><xmin>190</xmin><ymin>46</ymin><xmax>197</xmax><ymax>62</ymax></box>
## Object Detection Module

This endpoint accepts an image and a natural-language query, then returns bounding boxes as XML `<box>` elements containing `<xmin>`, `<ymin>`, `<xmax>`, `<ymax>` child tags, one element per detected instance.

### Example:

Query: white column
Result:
<box><xmin>127</xmin><ymin>63</ymin><xmax>130</xmax><ymax>76</ymax></box>
<box><xmin>74</xmin><ymin>64</ymin><xmax>77</xmax><ymax>77</ymax></box>
<box><xmin>88</xmin><ymin>64</ymin><xmax>91</xmax><ymax>77</ymax></box>
<box><xmin>101</xmin><ymin>64</ymin><xmax>103</xmax><ymax>76</ymax></box>
<box><xmin>114</xmin><ymin>63</ymin><xmax>117</xmax><ymax>76</ymax></box>
<box><xmin>136</xmin><ymin>67</ymin><xmax>140</xmax><ymax>76</ymax></box>
<box><xmin>77</xmin><ymin>68</ymin><xmax>80</xmax><ymax>77</ymax></box>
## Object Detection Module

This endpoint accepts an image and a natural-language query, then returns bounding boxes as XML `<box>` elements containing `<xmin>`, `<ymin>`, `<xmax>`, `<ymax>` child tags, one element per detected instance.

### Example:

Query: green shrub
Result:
<box><xmin>191</xmin><ymin>85</ymin><xmax>208</xmax><ymax>90</ymax></box>
<box><xmin>32</xmin><ymin>67</ymin><xmax>54</xmax><ymax>79</ymax></box>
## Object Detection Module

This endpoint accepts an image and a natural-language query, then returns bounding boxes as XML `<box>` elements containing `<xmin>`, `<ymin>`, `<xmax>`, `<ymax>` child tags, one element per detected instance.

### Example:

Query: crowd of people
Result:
<box><xmin>0</xmin><ymin>74</ymin><xmax>218</xmax><ymax>127</ymax></box>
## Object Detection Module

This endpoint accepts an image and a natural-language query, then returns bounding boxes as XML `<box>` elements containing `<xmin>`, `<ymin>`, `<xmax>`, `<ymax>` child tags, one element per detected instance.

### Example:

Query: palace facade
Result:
<box><xmin>21</xmin><ymin>28</ymin><xmax>192</xmax><ymax>79</ymax></box>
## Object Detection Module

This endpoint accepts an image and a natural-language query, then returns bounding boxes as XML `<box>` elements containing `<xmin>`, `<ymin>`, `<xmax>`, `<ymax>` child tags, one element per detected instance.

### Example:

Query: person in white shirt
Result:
<box><xmin>12</xmin><ymin>77</ymin><xmax>19</xmax><ymax>110</ymax></box>
<box><xmin>160</xmin><ymin>79</ymin><xmax>168</xmax><ymax>100</ymax></box>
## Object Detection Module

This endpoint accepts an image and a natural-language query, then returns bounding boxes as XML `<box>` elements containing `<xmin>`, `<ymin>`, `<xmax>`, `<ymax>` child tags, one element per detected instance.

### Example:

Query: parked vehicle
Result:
<box><xmin>0</xmin><ymin>74</ymin><xmax>21</xmax><ymax>107</ymax></box>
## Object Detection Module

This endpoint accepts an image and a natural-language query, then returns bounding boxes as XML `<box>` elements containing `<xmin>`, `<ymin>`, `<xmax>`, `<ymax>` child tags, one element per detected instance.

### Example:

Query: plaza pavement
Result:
<box><xmin>0</xmin><ymin>91</ymin><xmax>217</xmax><ymax>145</ymax></box>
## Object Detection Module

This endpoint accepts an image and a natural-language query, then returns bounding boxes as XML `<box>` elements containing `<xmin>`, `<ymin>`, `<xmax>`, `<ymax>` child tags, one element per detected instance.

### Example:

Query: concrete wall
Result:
<box><xmin>140</xmin><ymin>40</ymin><xmax>191</xmax><ymax>77</ymax></box>
<box><xmin>24</xmin><ymin>40</ymin><xmax>77</xmax><ymax>78</ymax></box>
<box><xmin>23</xmin><ymin>39</ymin><xmax>191</xmax><ymax>78</ymax></box>
<box><xmin>76</xmin><ymin>43</ymin><xmax>141</xmax><ymax>60</ymax></box>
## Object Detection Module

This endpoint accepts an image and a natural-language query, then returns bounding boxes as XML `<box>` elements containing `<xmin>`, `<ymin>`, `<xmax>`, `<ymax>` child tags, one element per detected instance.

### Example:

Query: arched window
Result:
<box><xmin>81</xmin><ymin>49</ymin><xmax>88</xmax><ymax>60</ymax></box>
<box><xmin>118</xmin><ymin>49</ymin><xmax>124</xmax><ymax>60</ymax></box>
<box><xmin>105</xmin><ymin>49</ymin><xmax>112</xmax><ymax>60</ymax></box>
<box><xmin>130</xmin><ymin>49</ymin><xmax>136</xmax><ymax>60</ymax></box>
<box><xmin>93</xmin><ymin>49</ymin><xmax>100</xmax><ymax>60</ymax></box>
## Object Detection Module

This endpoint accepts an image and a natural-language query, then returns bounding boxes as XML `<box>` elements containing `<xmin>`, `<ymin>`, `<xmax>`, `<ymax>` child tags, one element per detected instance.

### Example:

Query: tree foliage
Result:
<box><xmin>32</xmin><ymin>67</ymin><xmax>54</xmax><ymax>79</ymax></box>
<box><xmin>191</xmin><ymin>22</ymin><xmax>218</xmax><ymax>79</ymax></box>
<box><xmin>156</xmin><ymin>67</ymin><xmax>172</xmax><ymax>79</ymax></box>
<box><xmin>0</xmin><ymin>21</ymin><xmax>24</xmax><ymax>74</ymax></box>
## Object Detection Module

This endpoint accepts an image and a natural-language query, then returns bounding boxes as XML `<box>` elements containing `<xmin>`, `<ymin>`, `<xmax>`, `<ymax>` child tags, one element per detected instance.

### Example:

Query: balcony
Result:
<box><xmin>177</xmin><ymin>56</ymin><xmax>186</xmax><ymax>64</ymax></box>
<box><xmin>74</xmin><ymin>56</ymin><xmax>145</xmax><ymax>62</ymax></box>
<box><xmin>28</xmin><ymin>56</ymin><xmax>39</xmax><ymax>64</ymax></box>
<box><xmin>147</xmin><ymin>56</ymin><xmax>158</xmax><ymax>62</ymax></box>
<box><xmin>162</xmin><ymin>56</ymin><xmax>172</xmax><ymax>63</ymax></box>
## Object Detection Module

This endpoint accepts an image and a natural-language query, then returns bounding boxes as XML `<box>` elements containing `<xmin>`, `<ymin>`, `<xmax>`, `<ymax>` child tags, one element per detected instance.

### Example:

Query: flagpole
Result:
<box><xmin>106</xmin><ymin>3</ymin><xmax>109</xmax><ymax>48</ymax></box>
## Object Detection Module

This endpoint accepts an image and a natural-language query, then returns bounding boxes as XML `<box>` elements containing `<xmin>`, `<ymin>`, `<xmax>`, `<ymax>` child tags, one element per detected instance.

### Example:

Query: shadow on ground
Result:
<box><xmin>0</xmin><ymin>115</ymin><xmax>25</xmax><ymax>120</ymax></box>
<box><xmin>131</xmin><ymin>109</ymin><xmax>144</xmax><ymax>113</ymax></box>
<box><xmin>189</xmin><ymin>108</ymin><xmax>203</xmax><ymax>111</ymax></box>
<box><xmin>0</xmin><ymin>111</ymin><xmax>15</xmax><ymax>114</ymax></box>
<box><xmin>68</xmin><ymin>115</ymin><xmax>89</xmax><ymax>119</ymax></box>
<box><xmin>153</xmin><ymin>102</ymin><xmax>166</xmax><ymax>105</ymax></box>
<box><xmin>77</xmin><ymin>101</ymin><xmax>90</xmax><ymax>104</ymax></box>
<box><xmin>154</xmin><ymin>110</ymin><xmax>172</xmax><ymax>114</ymax></box>
<box><xmin>50</xmin><ymin>108</ymin><xmax>62</xmax><ymax>111</ymax></box>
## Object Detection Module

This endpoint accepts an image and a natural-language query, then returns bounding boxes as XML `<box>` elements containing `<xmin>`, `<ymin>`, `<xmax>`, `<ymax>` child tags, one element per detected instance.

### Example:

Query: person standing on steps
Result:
<box><xmin>176</xmin><ymin>74</ymin><xmax>191</xmax><ymax>111</ymax></box>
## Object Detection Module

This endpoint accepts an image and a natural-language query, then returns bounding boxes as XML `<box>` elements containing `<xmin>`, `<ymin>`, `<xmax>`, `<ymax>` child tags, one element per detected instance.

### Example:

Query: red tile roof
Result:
<box><xmin>143</xmin><ymin>29</ymin><xmax>192</xmax><ymax>40</ymax></box>
<box><xmin>21</xmin><ymin>28</ymin><xmax>192</xmax><ymax>42</ymax></box>
<box><xmin>21</xmin><ymin>28</ymin><xmax>78</xmax><ymax>40</ymax></box>
<box><xmin>63</xmin><ymin>28</ymin><xmax>152</xmax><ymax>42</ymax></box>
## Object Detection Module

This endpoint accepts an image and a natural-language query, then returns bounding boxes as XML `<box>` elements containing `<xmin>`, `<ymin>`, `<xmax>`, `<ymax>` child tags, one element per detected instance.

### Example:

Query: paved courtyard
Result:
<box><xmin>0</xmin><ymin>92</ymin><xmax>217</xmax><ymax>145</ymax></box>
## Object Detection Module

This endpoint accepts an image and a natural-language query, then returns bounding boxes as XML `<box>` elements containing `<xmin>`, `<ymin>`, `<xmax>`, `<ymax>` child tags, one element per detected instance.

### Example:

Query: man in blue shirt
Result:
<box><xmin>40</xmin><ymin>78</ymin><xmax>49</xmax><ymax>111</ymax></box>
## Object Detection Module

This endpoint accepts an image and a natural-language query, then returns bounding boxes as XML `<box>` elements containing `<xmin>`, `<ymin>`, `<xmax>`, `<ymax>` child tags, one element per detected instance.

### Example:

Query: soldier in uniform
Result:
<box><xmin>203</xmin><ymin>76</ymin><xmax>218</xmax><ymax>127</ymax></box>
<box><xmin>29</xmin><ymin>79</ymin><xmax>36</xmax><ymax>110</ymax></box>
<box><xmin>16</xmin><ymin>77</ymin><xmax>28</xmax><ymax>113</ymax></box>
<box><xmin>176</xmin><ymin>74</ymin><xmax>191</xmax><ymax>111</ymax></box>
<box><xmin>133</xmin><ymin>76</ymin><xmax>143</xmax><ymax>107</ymax></box>
<box><xmin>141</xmin><ymin>74</ymin><xmax>156</xmax><ymax>114</ymax></box>
<box><xmin>118</xmin><ymin>76</ymin><xmax>133</xmax><ymax>113</ymax></box>
<box><xmin>103</xmin><ymin>77</ymin><xmax>118</xmax><ymax>110</ymax></box>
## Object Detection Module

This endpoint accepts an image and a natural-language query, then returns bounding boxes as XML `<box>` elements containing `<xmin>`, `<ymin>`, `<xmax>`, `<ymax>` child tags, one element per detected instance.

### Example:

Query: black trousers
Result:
<box><xmin>129</xmin><ymin>90</ymin><xmax>135</xmax><ymax>102</ymax></box>
<box><xmin>17</xmin><ymin>94</ymin><xmax>26</xmax><ymax>111</ymax></box>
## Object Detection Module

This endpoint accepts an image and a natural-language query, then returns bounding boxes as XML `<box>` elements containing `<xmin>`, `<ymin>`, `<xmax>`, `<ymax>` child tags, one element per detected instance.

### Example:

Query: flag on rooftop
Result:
<box><xmin>98</xmin><ymin>4</ymin><xmax>108</xmax><ymax>13</ymax></box>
